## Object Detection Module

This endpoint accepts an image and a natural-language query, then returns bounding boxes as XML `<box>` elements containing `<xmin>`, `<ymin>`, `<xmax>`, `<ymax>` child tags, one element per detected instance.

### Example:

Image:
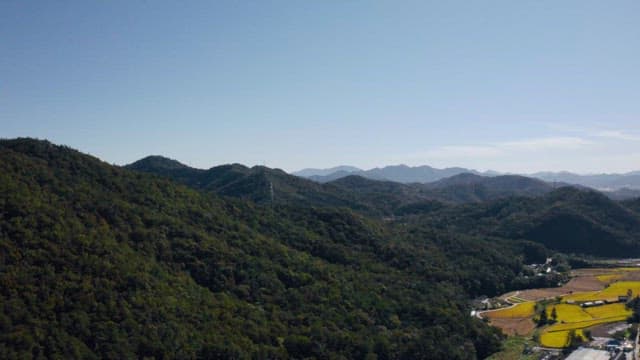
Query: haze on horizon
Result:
<box><xmin>2</xmin><ymin>1</ymin><xmax>639</xmax><ymax>174</ymax></box>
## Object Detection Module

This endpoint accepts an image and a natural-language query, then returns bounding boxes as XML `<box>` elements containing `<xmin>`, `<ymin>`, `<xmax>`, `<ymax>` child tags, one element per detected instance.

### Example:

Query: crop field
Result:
<box><xmin>596</xmin><ymin>274</ymin><xmax>622</xmax><ymax>283</ymax></box>
<box><xmin>482</xmin><ymin>302</ymin><xmax>537</xmax><ymax>336</ymax></box>
<box><xmin>596</xmin><ymin>268</ymin><xmax>640</xmax><ymax>284</ymax></box>
<box><xmin>547</xmin><ymin>315</ymin><xmax>630</xmax><ymax>332</ymax></box>
<box><xmin>545</xmin><ymin>304</ymin><xmax>592</xmax><ymax>322</ymax></box>
<box><xmin>507</xmin><ymin>296</ymin><xmax>527</xmax><ymax>303</ymax></box>
<box><xmin>563</xmin><ymin>281</ymin><xmax>640</xmax><ymax>302</ymax></box>
<box><xmin>484</xmin><ymin>302</ymin><xmax>536</xmax><ymax>319</ymax></box>
<box><xmin>539</xmin><ymin>315</ymin><xmax>629</xmax><ymax>348</ymax></box>
<box><xmin>538</xmin><ymin>302</ymin><xmax>631</xmax><ymax>348</ymax></box>
<box><xmin>516</xmin><ymin>271</ymin><xmax>605</xmax><ymax>301</ymax></box>
<box><xmin>485</xmin><ymin>269</ymin><xmax>640</xmax><ymax>348</ymax></box>
<box><xmin>583</xmin><ymin>302</ymin><xmax>629</xmax><ymax>318</ymax></box>
<box><xmin>539</xmin><ymin>329</ymin><xmax>585</xmax><ymax>348</ymax></box>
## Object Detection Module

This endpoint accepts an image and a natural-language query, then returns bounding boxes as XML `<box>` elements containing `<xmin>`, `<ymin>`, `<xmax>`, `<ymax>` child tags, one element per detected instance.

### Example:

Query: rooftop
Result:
<box><xmin>564</xmin><ymin>348</ymin><xmax>610</xmax><ymax>360</ymax></box>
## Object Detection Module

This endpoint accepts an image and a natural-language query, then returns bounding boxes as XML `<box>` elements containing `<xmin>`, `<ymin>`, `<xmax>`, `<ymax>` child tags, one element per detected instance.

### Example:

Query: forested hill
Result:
<box><xmin>410</xmin><ymin>186</ymin><xmax>640</xmax><ymax>257</ymax></box>
<box><xmin>3</xmin><ymin>138</ymin><xmax>554</xmax><ymax>359</ymax></box>
<box><xmin>126</xmin><ymin>151</ymin><xmax>640</xmax><ymax>257</ymax></box>
<box><xmin>127</xmin><ymin>156</ymin><xmax>567</xmax><ymax>214</ymax></box>
<box><xmin>127</xmin><ymin>155</ymin><xmax>376</xmax><ymax>213</ymax></box>
<box><xmin>327</xmin><ymin>173</ymin><xmax>556</xmax><ymax>207</ymax></box>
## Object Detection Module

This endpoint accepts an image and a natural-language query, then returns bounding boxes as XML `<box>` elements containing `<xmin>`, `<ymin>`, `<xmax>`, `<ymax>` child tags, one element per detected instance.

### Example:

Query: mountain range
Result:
<box><xmin>3</xmin><ymin>138</ymin><xmax>640</xmax><ymax>359</ymax></box>
<box><xmin>125</xmin><ymin>153</ymin><xmax>640</xmax><ymax>258</ymax></box>
<box><xmin>294</xmin><ymin>164</ymin><xmax>640</xmax><ymax>192</ymax></box>
<box><xmin>126</xmin><ymin>156</ymin><xmax>567</xmax><ymax>214</ymax></box>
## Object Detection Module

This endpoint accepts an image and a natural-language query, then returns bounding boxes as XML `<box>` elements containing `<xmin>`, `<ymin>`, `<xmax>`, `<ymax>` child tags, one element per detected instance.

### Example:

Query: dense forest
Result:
<box><xmin>126</xmin><ymin>156</ymin><xmax>557</xmax><ymax>214</ymax></box>
<box><xmin>1</xmin><ymin>139</ymin><xmax>640</xmax><ymax>359</ymax></box>
<box><xmin>130</xmin><ymin>153</ymin><xmax>640</xmax><ymax>257</ymax></box>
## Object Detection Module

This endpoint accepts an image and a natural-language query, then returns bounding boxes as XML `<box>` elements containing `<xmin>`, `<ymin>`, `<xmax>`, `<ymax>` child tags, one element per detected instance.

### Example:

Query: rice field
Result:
<box><xmin>563</xmin><ymin>281</ymin><xmax>640</xmax><ymax>302</ymax></box>
<box><xmin>539</xmin><ymin>329</ymin><xmax>585</xmax><ymax>348</ymax></box>
<box><xmin>596</xmin><ymin>274</ymin><xmax>622</xmax><ymax>283</ymax></box>
<box><xmin>484</xmin><ymin>271</ymin><xmax>640</xmax><ymax>348</ymax></box>
<box><xmin>545</xmin><ymin>304</ymin><xmax>592</xmax><ymax>322</ymax></box>
<box><xmin>507</xmin><ymin>296</ymin><xmax>528</xmax><ymax>304</ymax></box>
<box><xmin>583</xmin><ymin>302</ymin><xmax>629</xmax><ymax>318</ymax></box>
<box><xmin>538</xmin><ymin>302</ymin><xmax>632</xmax><ymax>348</ymax></box>
<box><xmin>595</xmin><ymin>268</ymin><xmax>640</xmax><ymax>284</ymax></box>
<box><xmin>485</xmin><ymin>301</ymin><xmax>536</xmax><ymax>319</ymax></box>
<box><xmin>540</xmin><ymin>315</ymin><xmax>629</xmax><ymax>348</ymax></box>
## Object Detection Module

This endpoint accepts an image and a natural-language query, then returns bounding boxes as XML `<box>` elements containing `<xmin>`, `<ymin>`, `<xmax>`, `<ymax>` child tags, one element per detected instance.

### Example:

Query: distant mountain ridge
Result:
<box><xmin>125</xmin><ymin>155</ymin><xmax>583</xmax><ymax>215</ymax></box>
<box><xmin>126</xmin><ymin>156</ymin><xmax>372</xmax><ymax>211</ymax></box>
<box><xmin>326</xmin><ymin>173</ymin><xmax>559</xmax><ymax>213</ymax></box>
<box><xmin>295</xmin><ymin>164</ymin><xmax>640</xmax><ymax>191</ymax></box>
<box><xmin>123</xmin><ymin>153</ymin><xmax>640</xmax><ymax>257</ymax></box>
<box><xmin>531</xmin><ymin>171</ymin><xmax>640</xmax><ymax>190</ymax></box>
<box><xmin>294</xmin><ymin>165</ymin><xmax>361</xmax><ymax>177</ymax></box>
<box><xmin>297</xmin><ymin>164</ymin><xmax>493</xmax><ymax>184</ymax></box>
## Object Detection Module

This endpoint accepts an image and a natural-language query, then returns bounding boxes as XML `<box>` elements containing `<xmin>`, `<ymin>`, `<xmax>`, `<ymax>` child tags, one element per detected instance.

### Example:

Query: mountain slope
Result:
<box><xmin>126</xmin><ymin>157</ymin><xmax>374</xmax><ymax>212</ymax></box>
<box><xmin>127</xmin><ymin>157</ymin><xmax>584</xmax><ymax>215</ymax></box>
<box><xmin>326</xmin><ymin>173</ymin><xmax>558</xmax><ymax>211</ymax></box>
<box><xmin>413</xmin><ymin>187</ymin><xmax>640</xmax><ymax>257</ymax></box>
<box><xmin>128</xmin><ymin>155</ymin><xmax>191</xmax><ymax>171</ymax></box>
<box><xmin>2</xmin><ymin>138</ymin><xmax>516</xmax><ymax>359</ymax></box>
<box><xmin>423</xmin><ymin>173</ymin><xmax>556</xmax><ymax>203</ymax></box>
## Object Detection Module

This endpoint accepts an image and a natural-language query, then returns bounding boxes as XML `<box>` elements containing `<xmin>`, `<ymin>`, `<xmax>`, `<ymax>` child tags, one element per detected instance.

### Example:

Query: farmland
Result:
<box><xmin>563</xmin><ymin>281</ymin><xmax>640</xmax><ymax>302</ymax></box>
<box><xmin>487</xmin><ymin>302</ymin><xmax>537</xmax><ymax>319</ymax></box>
<box><xmin>539</xmin><ymin>303</ymin><xmax>631</xmax><ymax>347</ymax></box>
<box><xmin>481</xmin><ymin>267</ymin><xmax>640</xmax><ymax>349</ymax></box>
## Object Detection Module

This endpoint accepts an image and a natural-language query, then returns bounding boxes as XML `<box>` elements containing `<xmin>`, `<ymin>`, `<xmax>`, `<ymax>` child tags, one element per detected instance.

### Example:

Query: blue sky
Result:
<box><xmin>2</xmin><ymin>1</ymin><xmax>639</xmax><ymax>173</ymax></box>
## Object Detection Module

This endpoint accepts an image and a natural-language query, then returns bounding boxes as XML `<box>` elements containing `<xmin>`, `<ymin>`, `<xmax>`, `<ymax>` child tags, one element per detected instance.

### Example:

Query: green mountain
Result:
<box><xmin>128</xmin><ymin>155</ymin><xmax>191</xmax><ymax>171</ymax></box>
<box><xmin>412</xmin><ymin>187</ymin><xmax>640</xmax><ymax>257</ymax></box>
<box><xmin>326</xmin><ymin>173</ymin><xmax>556</xmax><ymax>210</ymax></box>
<box><xmin>4</xmin><ymin>138</ymin><xmax>533</xmax><ymax>359</ymax></box>
<box><xmin>125</xmin><ymin>156</ymin><xmax>640</xmax><ymax>257</ymax></box>
<box><xmin>126</xmin><ymin>157</ymin><xmax>564</xmax><ymax>215</ymax></box>
<box><xmin>126</xmin><ymin>156</ymin><xmax>374</xmax><ymax>213</ymax></box>
<box><xmin>3</xmin><ymin>138</ymin><xmax>640</xmax><ymax>359</ymax></box>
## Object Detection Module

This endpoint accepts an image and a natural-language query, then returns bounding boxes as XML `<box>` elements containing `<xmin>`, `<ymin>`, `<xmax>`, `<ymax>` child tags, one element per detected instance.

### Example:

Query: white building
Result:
<box><xmin>564</xmin><ymin>347</ymin><xmax>610</xmax><ymax>360</ymax></box>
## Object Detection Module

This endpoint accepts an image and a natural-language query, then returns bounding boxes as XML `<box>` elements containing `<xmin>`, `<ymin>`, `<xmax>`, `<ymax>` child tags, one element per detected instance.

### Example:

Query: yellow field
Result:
<box><xmin>563</xmin><ymin>281</ymin><xmax>640</xmax><ymax>302</ymax></box>
<box><xmin>545</xmin><ymin>304</ymin><xmax>591</xmax><ymax>322</ymax></box>
<box><xmin>539</xmin><ymin>302</ymin><xmax>631</xmax><ymax>347</ymax></box>
<box><xmin>583</xmin><ymin>303</ymin><xmax>629</xmax><ymax>318</ymax></box>
<box><xmin>487</xmin><ymin>302</ymin><xmax>536</xmax><ymax>318</ymax></box>
<box><xmin>488</xmin><ymin>271</ymin><xmax>640</xmax><ymax>349</ymax></box>
<box><xmin>596</xmin><ymin>274</ymin><xmax>622</xmax><ymax>283</ymax></box>
<box><xmin>547</xmin><ymin>315</ymin><xmax>630</xmax><ymax>332</ymax></box>
<box><xmin>539</xmin><ymin>329</ymin><xmax>585</xmax><ymax>348</ymax></box>
<box><xmin>595</xmin><ymin>268</ymin><xmax>640</xmax><ymax>283</ymax></box>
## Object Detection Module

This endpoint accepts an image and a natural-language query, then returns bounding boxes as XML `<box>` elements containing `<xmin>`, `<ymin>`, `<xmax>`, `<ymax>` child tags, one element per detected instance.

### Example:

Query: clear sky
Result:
<box><xmin>2</xmin><ymin>1</ymin><xmax>639</xmax><ymax>173</ymax></box>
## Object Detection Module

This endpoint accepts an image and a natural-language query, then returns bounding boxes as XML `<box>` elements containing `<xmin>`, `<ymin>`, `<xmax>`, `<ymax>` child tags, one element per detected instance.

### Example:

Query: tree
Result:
<box><xmin>565</xmin><ymin>330</ymin><xmax>582</xmax><ymax>348</ymax></box>
<box><xmin>537</xmin><ymin>307</ymin><xmax>548</xmax><ymax>326</ymax></box>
